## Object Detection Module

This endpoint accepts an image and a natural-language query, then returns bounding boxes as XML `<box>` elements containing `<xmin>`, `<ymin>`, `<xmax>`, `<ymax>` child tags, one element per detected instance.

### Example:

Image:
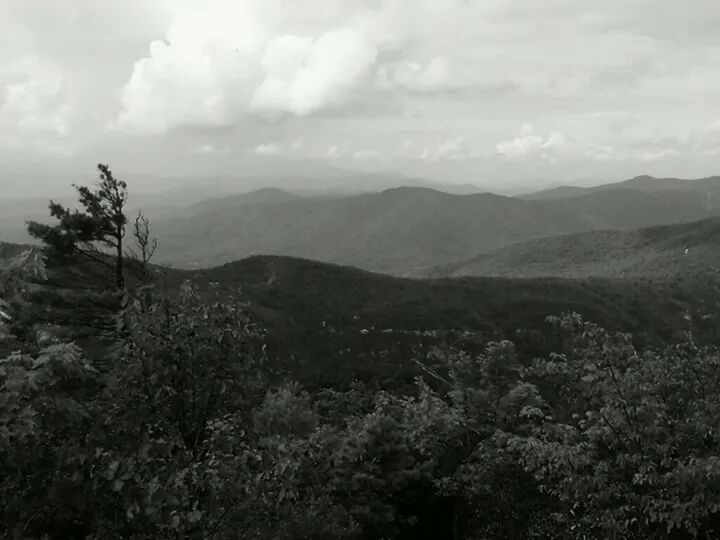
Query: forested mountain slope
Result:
<box><xmin>151</xmin><ymin>185</ymin><xmax>716</xmax><ymax>273</ymax></box>
<box><xmin>436</xmin><ymin>217</ymin><xmax>720</xmax><ymax>281</ymax></box>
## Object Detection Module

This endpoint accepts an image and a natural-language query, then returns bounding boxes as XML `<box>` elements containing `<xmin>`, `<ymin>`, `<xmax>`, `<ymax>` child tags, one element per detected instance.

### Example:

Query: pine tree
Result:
<box><xmin>21</xmin><ymin>164</ymin><xmax>131</xmax><ymax>347</ymax></box>
<box><xmin>27</xmin><ymin>163</ymin><xmax>128</xmax><ymax>291</ymax></box>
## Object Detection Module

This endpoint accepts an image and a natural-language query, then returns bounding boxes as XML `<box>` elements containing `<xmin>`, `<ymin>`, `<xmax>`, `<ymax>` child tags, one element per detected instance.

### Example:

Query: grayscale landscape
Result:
<box><xmin>2</xmin><ymin>1</ymin><xmax>720</xmax><ymax>539</ymax></box>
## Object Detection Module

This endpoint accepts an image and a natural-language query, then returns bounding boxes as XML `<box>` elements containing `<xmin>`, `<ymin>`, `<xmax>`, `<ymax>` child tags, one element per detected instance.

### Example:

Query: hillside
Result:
<box><xmin>435</xmin><ymin>217</ymin><xmax>720</xmax><ymax>281</ymax></box>
<box><xmin>151</xmin><ymin>185</ymin><xmax>717</xmax><ymax>274</ymax></box>
<box><xmin>9</xmin><ymin>240</ymin><xmax>714</xmax><ymax>384</ymax></box>
<box><xmin>158</xmin><ymin>255</ymin><xmax>720</xmax><ymax>387</ymax></box>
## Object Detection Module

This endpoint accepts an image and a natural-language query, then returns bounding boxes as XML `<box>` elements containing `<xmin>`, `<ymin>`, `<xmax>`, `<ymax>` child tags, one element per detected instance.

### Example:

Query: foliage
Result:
<box><xmin>3</xmin><ymin>274</ymin><xmax>720</xmax><ymax>539</ymax></box>
<box><xmin>0</xmin><ymin>344</ymin><xmax>100</xmax><ymax>539</ymax></box>
<box><xmin>510</xmin><ymin>315</ymin><xmax>720</xmax><ymax>538</ymax></box>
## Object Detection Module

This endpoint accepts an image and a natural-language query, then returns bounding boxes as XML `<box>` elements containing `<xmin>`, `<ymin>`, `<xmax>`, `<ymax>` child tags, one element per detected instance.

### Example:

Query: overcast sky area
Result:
<box><xmin>2</xmin><ymin>0</ymin><xmax>720</xmax><ymax>196</ymax></box>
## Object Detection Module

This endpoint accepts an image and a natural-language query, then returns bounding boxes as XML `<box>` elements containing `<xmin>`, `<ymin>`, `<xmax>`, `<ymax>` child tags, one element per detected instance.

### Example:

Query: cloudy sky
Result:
<box><xmin>2</xmin><ymin>0</ymin><xmax>720</xmax><ymax>195</ymax></box>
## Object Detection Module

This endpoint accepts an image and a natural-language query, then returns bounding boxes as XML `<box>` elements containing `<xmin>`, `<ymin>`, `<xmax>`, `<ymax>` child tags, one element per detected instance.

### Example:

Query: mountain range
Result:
<box><xmin>522</xmin><ymin>174</ymin><xmax>720</xmax><ymax>203</ymax></box>
<box><xmin>5</xmin><ymin>173</ymin><xmax>720</xmax><ymax>278</ymax></box>
<box><xmin>149</xmin><ymin>175</ymin><xmax>720</xmax><ymax>273</ymax></box>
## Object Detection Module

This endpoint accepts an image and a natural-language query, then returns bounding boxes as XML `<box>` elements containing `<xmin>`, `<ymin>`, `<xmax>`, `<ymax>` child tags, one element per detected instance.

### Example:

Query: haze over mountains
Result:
<box><xmin>522</xmin><ymin>174</ymin><xmax>720</xmax><ymax>204</ymax></box>
<box><xmin>4</xmin><ymin>173</ymin><xmax>720</xmax><ymax>276</ymax></box>
<box><xmin>148</xmin><ymin>174</ymin><xmax>720</xmax><ymax>273</ymax></box>
<box><xmin>0</xmin><ymin>165</ymin><xmax>485</xmax><ymax>245</ymax></box>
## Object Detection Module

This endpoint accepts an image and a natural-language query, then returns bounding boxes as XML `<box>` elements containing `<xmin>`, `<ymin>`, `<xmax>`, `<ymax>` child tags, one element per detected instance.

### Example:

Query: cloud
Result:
<box><xmin>113</xmin><ymin>1</ymin><xmax>271</xmax><ymax>134</ymax></box>
<box><xmin>639</xmin><ymin>148</ymin><xmax>680</xmax><ymax>162</ymax></box>
<box><xmin>192</xmin><ymin>144</ymin><xmax>228</xmax><ymax>155</ymax></box>
<box><xmin>112</xmin><ymin>0</ymin><xmax>523</xmax><ymax>133</ymax></box>
<box><xmin>250</xmin><ymin>27</ymin><xmax>379</xmax><ymax>116</ymax></box>
<box><xmin>496</xmin><ymin>125</ymin><xmax>567</xmax><ymax>160</ymax></box>
<box><xmin>4</xmin><ymin>0</ymin><xmax>720</xmax><ymax>185</ymax></box>
<box><xmin>437</xmin><ymin>137</ymin><xmax>466</xmax><ymax>160</ymax></box>
<box><xmin>498</xmin><ymin>123</ymin><xmax>694</xmax><ymax>164</ymax></box>
<box><xmin>114</xmin><ymin>1</ymin><xmax>388</xmax><ymax>132</ymax></box>
<box><xmin>420</xmin><ymin>136</ymin><xmax>468</xmax><ymax>162</ymax></box>
<box><xmin>0</xmin><ymin>56</ymin><xmax>73</xmax><ymax>153</ymax></box>
<box><xmin>114</xmin><ymin>34</ymin><xmax>252</xmax><ymax>134</ymax></box>
<box><xmin>584</xmin><ymin>145</ymin><xmax>682</xmax><ymax>163</ymax></box>
<box><xmin>326</xmin><ymin>146</ymin><xmax>344</xmax><ymax>159</ymax></box>
<box><xmin>253</xmin><ymin>143</ymin><xmax>283</xmax><ymax>156</ymax></box>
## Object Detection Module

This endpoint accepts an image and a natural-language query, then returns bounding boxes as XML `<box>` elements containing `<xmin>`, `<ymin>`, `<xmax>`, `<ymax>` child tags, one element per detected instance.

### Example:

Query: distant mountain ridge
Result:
<box><xmin>523</xmin><ymin>174</ymin><xmax>720</xmax><ymax>204</ymax></box>
<box><xmin>151</xmin><ymin>178</ymin><xmax>720</xmax><ymax>273</ymax></box>
<box><xmin>6</xmin><ymin>173</ymin><xmax>720</xmax><ymax>276</ymax></box>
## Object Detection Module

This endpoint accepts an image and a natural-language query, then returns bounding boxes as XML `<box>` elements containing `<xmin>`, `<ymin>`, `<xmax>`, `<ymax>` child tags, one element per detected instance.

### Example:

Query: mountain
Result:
<box><xmin>7</xmin><ymin>174</ymin><xmax>720</xmax><ymax>277</ymax></box>
<box><xmin>540</xmin><ymin>187</ymin><xmax>713</xmax><ymax>228</ymax></box>
<box><xmin>523</xmin><ymin>174</ymin><xmax>720</xmax><ymax>205</ymax></box>
<box><xmin>433</xmin><ymin>217</ymin><xmax>720</xmax><ymax>281</ymax></box>
<box><xmin>0</xmin><ymin>174</ymin><xmax>481</xmax><ymax>245</ymax></box>
<box><xmin>151</xmin><ymin>184</ymin><xmax>717</xmax><ymax>274</ymax></box>
<box><xmin>179</xmin><ymin>188</ymin><xmax>301</xmax><ymax>217</ymax></box>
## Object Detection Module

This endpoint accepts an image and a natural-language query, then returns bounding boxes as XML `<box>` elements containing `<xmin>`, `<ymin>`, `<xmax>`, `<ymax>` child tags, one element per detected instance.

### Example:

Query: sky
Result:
<box><xmin>2</xmin><ymin>0</ymin><xmax>720</xmax><ymax>196</ymax></box>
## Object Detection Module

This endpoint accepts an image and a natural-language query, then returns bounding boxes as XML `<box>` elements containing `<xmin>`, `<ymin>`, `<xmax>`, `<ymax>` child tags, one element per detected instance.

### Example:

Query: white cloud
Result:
<box><xmin>114</xmin><ymin>1</ymin><xmax>388</xmax><ymax>132</ymax></box>
<box><xmin>585</xmin><ymin>140</ymin><xmax>689</xmax><ymax>163</ymax></box>
<box><xmin>114</xmin><ymin>1</ymin><xmax>272</xmax><ymax>134</ymax></box>
<box><xmin>112</xmin><ymin>0</ymin><xmax>525</xmax><ymax>133</ymax></box>
<box><xmin>253</xmin><ymin>143</ymin><xmax>283</xmax><ymax>156</ymax></box>
<box><xmin>437</xmin><ymin>137</ymin><xmax>466</xmax><ymax>160</ymax></box>
<box><xmin>192</xmin><ymin>143</ymin><xmax>228</xmax><ymax>155</ymax></box>
<box><xmin>0</xmin><ymin>57</ymin><xmax>70</xmax><ymax>137</ymax></box>
<box><xmin>326</xmin><ymin>146</ymin><xmax>344</xmax><ymax>159</ymax></box>
<box><xmin>496</xmin><ymin>124</ymin><xmax>567</xmax><ymax>160</ymax></box>
<box><xmin>498</xmin><ymin>123</ymin><xmax>691</xmax><ymax>164</ymax></box>
<box><xmin>0</xmin><ymin>56</ymin><xmax>73</xmax><ymax>154</ymax></box>
<box><xmin>250</xmin><ymin>27</ymin><xmax>379</xmax><ymax>116</ymax></box>
<box><xmin>639</xmin><ymin>148</ymin><xmax>679</xmax><ymax>162</ymax></box>
<box><xmin>585</xmin><ymin>145</ymin><xmax>618</xmax><ymax>162</ymax></box>
<box><xmin>420</xmin><ymin>136</ymin><xmax>468</xmax><ymax>162</ymax></box>
<box><xmin>115</xmin><ymin>42</ymin><xmax>231</xmax><ymax>134</ymax></box>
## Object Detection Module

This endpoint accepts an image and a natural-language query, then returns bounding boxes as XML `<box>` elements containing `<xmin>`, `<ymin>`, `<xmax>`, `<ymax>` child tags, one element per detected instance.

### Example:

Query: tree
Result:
<box><xmin>127</xmin><ymin>211</ymin><xmax>158</xmax><ymax>282</ymax></box>
<box><xmin>510</xmin><ymin>314</ymin><xmax>720</xmax><ymax>538</ymax></box>
<box><xmin>0</xmin><ymin>344</ymin><xmax>100</xmax><ymax>538</ymax></box>
<box><xmin>28</xmin><ymin>163</ymin><xmax>128</xmax><ymax>291</ymax></box>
